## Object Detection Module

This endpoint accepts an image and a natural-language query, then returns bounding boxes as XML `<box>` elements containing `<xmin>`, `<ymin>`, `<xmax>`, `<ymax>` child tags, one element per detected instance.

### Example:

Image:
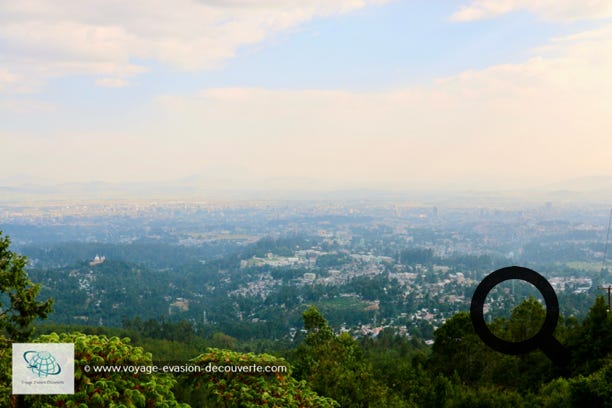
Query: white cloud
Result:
<box><xmin>0</xmin><ymin>69</ymin><xmax>19</xmax><ymax>86</ymax></box>
<box><xmin>0</xmin><ymin>0</ymin><xmax>388</xmax><ymax>90</ymax></box>
<box><xmin>95</xmin><ymin>78</ymin><xmax>129</xmax><ymax>88</ymax></box>
<box><xmin>0</xmin><ymin>69</ymin><xmax>23</xmax><ymax>92</ymax></box>
<box><xmin>451</xmin><ymin>0</ymin><xmax>612</xmax><ymax>21</ymax></box>
<box><xmin>144</xmin><ymin>24</ymin><xmax>612</xmax><ymax>189</ymax></box>
<box><xmin>0</xmin><ymin>99</ymin><xmax>56</xmax><ymax>113</ymax></box>
<box><xmin>3</xmin><ymin>8</ymin><xmax>612</xmax><ymax>190</ymax></box>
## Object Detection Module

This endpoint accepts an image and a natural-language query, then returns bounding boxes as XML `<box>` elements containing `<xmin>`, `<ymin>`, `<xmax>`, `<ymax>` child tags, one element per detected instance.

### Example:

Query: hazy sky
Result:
<box><xmin>1</xmin><ymin>1</ymin><xmax>612</xmax><ymax>191</ymax></box>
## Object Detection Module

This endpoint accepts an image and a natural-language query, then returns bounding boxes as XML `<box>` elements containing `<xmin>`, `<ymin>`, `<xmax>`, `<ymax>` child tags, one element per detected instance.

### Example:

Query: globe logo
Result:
<box><xmin>23</xmin><ymin>350</ymin><xmax>62</xmax><ymax>377</ymax></box>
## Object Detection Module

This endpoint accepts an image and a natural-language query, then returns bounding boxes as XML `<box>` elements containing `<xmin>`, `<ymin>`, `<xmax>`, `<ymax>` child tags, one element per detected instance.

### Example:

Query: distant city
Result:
<box><xmin>1</xmin><ymin>199</ymin><xmax>610</xmax><ymax>343</ymax></box>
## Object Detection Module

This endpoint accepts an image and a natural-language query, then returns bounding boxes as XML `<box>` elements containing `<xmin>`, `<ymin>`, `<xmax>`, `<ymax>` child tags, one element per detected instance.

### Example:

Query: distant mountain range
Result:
<box><xmin>1</xmin><ymin>175</ymin><xmax>612</xmax><ymax>203</ymax></box>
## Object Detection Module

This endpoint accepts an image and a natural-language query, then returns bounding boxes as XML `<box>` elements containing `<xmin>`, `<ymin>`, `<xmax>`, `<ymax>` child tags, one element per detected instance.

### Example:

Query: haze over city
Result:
<box><xmin>2</xmin><ymin>1</ymin><xmax>612</xmax><ymax>198</ymax></box>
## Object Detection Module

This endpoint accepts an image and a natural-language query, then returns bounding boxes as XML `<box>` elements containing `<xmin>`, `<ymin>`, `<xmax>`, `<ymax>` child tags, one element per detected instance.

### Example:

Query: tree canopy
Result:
<box><xmin>0</xmin><ymin>230</ymin><xmax>53</xmax><ymax>342</ymax></box>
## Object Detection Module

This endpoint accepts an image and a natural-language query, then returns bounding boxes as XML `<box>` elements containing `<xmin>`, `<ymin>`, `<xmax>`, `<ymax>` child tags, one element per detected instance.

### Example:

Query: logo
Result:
<box><xmin>12</xmin><ymin>343</ymin><xmax>74</xmax><ymax>395</ymax></box>
<box><xmin>23</xmin><ymin>350</ymin><xmax>62</xmax><ymax>377</ymax></box>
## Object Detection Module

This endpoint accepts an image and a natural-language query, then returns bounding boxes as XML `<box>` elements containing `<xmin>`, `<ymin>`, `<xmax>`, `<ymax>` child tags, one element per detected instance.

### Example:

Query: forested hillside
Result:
<box><xmin>1</xmin><ymin>226</ymin><xmax>611</xmax><ymax>407</ymax></box>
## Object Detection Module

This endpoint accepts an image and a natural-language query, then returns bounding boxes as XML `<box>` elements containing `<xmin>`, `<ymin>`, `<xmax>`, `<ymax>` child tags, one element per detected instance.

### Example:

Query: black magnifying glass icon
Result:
<box><xmin>470</xmin><ymin>266</ymin><xmax>571</xmax><ymax>366</ymax></box>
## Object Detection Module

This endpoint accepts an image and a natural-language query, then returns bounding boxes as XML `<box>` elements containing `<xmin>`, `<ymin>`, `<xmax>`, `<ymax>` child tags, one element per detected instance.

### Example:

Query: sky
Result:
<box><xmin>1</xmin><ymin>0</ymin><xmax>612</xmax><ymax>193</ymax></box>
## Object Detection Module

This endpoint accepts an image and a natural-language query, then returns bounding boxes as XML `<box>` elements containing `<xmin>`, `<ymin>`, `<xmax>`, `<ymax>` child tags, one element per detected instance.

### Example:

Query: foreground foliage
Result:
<box><xmin>0</xmin><ymin>231</ymin><xmax>54</xmax><ymax>407</ymax></box>
<box><xmin>26</xmin><ymin>333</ymin><xmax>186</xmax><ymax>408</ymax></box>
<box><xmin>180</xmin><ymin>348</ymin><xmax>338</xmax><ymax>407</ymax></box>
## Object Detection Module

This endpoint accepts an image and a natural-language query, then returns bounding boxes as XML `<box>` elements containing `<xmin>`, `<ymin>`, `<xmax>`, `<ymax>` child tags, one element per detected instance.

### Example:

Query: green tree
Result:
<box><xmin>182</xmin><ymin>347</ymin><xmax>337</xmax><ymax>407</ymax></box>
<box><xmin>569</xmin><ymin>358</ymin><xmax>612</xmax><ymax>408</ymax></box>
<box><xmin>293</xmin><ymin>306</ymin><xmax>404</xmax><ymax>407</ymax></box>
<box><xmin>567</xmin><ymin>296</ymin><xmax>612</xmax><ymax>375</ymax></box>
<box><xmin>0</xmin><ymin>231</ymin><xmax>53</xmax><ymax>407</ymax></box>
<box><xmin>302</xmin><ymin>306</ymin><xmax>333</xmax><ymax>345</ymax></box>
<box><xmin>429</xmin><ymin>312</ymin><xmax>488</xmax><ymax>383</ymax></box>
<box><xmin>502</xmin><ymin>296</ymin><xmax>546</xmax><ymax>342</ymax></box>
<box><xmin>25</xmin><ymin>332</ymin><xmax>186</xmax><ymax>408</ymax></box>
<box><xmin>0</xmin><ymin>231</ymin><xmax>53</xmax><ymax>342</ymax></box>
<box><xmin>492</xmin><ymin>298</ymin><xmax>554</xmax><ymax>390</ymax></box>
<box><xmin>532</xmin><ymin>377</ymin><xmax>572</xmax><ymax>408</ymax></box>
<box><xmin>430</xmin><ymin>300</ymin><xmax>556</xmax><ymax>391</ymax></box>
<box><xmin>447</xmin><ymin>384</ymin><xmax>525</xmax><ymax>408</ymax></box>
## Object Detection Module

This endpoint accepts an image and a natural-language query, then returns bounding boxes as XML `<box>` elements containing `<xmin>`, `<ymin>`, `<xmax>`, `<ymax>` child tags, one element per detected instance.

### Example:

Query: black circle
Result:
<box><xmin>470</xmin><ymin>266</ymin><xmax>559</xmax><ymax>355</ymax></box>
